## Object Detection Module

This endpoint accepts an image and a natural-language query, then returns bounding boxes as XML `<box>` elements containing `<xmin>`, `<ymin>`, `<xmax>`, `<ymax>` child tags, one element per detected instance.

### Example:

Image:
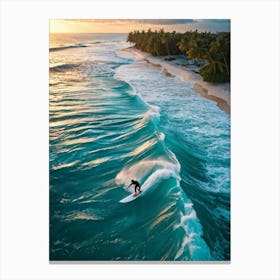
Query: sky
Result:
<box><xmin>50</xmin><ymin>19</ymin><xmax>230</xmax><ymax>34</ymax></box>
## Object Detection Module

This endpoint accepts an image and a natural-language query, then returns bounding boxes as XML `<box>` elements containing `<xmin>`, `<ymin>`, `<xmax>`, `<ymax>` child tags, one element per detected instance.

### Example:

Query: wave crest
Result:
<box><xmin>49</xmin><ymin>44</ymin><xmax>87</xmax><ymax>52</ymax></box>
<box><xmin>115</xmin><ymin>158</ymin><xmax>180</xmax><ymax>192</ymax></box>
<box><xmin>50</xmin><ymin>63</ymin><xmax>81</xmax><ymax>72</ymax></box>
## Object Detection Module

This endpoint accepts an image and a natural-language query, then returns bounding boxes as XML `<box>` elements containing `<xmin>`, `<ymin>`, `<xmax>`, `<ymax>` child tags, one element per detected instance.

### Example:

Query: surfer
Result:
<box><xmin>127</xmin><ymin>179</ymin><xmax>142</xmax><ymax>196</ymax></box>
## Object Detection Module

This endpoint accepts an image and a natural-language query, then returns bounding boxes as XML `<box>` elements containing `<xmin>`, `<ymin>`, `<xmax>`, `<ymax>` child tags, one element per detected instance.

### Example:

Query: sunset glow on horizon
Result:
<box><xmin>50</xmin><ymin>19</ymin><xmax>230</xmax><ymax>34</ymax></box>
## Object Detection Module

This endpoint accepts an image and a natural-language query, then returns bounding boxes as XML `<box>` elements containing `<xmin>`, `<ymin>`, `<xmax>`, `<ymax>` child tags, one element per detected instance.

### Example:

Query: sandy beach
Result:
<box><xmin>124</xmin><ymin>47</ymin><xmax>230</xmax><ymax>114</ymax></box>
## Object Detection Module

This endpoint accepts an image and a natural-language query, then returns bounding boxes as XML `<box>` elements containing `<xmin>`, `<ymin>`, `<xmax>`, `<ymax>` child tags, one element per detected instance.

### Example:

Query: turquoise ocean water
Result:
<box><xmin>49</xmin><ymin>33</ymin><xmax>230</xmax><ymax>261</ymax></box>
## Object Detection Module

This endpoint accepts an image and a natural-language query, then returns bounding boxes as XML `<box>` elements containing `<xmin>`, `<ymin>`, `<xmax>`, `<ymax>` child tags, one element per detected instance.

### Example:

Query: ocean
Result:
<box><xmin>49</xmin><ymin>33</ymin><xmax>230</xmax><ymax>261</ymax></box>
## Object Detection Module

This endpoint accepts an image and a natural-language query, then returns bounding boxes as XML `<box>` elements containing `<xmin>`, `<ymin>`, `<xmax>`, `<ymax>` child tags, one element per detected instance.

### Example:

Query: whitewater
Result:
<box><xmin>49</xmin><ymin>33</ymin><xmax>230</xmax><ymax>261</ymax></box>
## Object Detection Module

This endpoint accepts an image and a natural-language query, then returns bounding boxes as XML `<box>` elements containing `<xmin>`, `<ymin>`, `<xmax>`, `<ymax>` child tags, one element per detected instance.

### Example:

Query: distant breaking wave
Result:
<box><xmin>50</xmin><ymin>44</ymin><xmax>88</xmax><ymax>52</ymax></box>
<box><xmin>49</xmin><ymin>63</ymin><xmax>81</xmax><ymax>72</ymax></box>
<box><xmin>91</xmin><ymin>41</ymin><xmax>102</xmax><ymax>44</ymax></box>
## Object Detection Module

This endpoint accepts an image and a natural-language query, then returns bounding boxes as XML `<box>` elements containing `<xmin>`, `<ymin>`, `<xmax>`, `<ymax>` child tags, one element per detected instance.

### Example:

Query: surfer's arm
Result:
<box><xmin>127</xmin><ymin>183</ymin><xmax>132</xmax><ymax>188</ymax></box>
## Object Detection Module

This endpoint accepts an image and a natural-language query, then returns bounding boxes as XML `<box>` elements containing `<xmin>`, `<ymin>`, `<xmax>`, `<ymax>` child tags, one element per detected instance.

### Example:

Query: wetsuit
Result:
<box><xmin>131</xmin><ymin>180</ymin><xmax>141</xmax><ymax>193</ymax></box>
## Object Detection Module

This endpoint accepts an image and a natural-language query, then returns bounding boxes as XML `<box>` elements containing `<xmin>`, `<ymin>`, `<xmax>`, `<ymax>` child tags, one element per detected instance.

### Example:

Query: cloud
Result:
<box><xmin>51</xmin><ymin>19</ymin><xmax>230</xmax><ymax>33</ymax></box>
<box><xmin>132</xmin><ymin>19</ymin><xmax>196</xmax><ymax>25</ymax></box>
<box><xmin>197</xmin><ymin>19</ymin><xmax>230</xmax><ymax>24</ymax></box>
<box><xmin>194</xmin><ymin>19</ymin><xmax>230</xmax><ymax>32</ymax></box>
<box><xmin>61</xmin><ymin>19</ymin><xmax>196</xmax><ymax>25</ymax></box>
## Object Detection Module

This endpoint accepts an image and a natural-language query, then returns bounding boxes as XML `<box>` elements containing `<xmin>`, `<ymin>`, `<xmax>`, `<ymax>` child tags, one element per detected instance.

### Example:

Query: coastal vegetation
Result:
<box><xmin>127</xmin><ymin>29</ymin><xmax>230</xmax><ymax>83</ymax></box>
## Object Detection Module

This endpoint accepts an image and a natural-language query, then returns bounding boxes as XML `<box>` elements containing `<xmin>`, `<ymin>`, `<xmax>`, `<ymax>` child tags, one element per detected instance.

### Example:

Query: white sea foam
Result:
<box><xmin>115</xmin><ymin>158</ymin><xmax>180</xmax><ymax>193</ymax></box>
<box><xmin>142</xmin><ymin>105</ymin><xmax>160</xmax><ymax>122</ymax></box>
<box><xmin>140</xmin><ymin>168</ymin><xmax>179</xmax><ymax>194</ymax></box>
<box><xmin>174</xmin><ymin>199</ymin><xmax>212</xmax><ymax>260</ymax></box>
<box><xmin>158</xmin><ymin>132</ymin><xmax>165</xmax><ymax>141</ymax></box>
<box><xmin>115</xmin><ymin>49</ymin><xmax>135</xmax><ymax>60</ymax></box>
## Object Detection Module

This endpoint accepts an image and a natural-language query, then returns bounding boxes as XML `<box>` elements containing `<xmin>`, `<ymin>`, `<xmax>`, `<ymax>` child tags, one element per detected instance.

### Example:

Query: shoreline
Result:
<box><xmin>123</xmin><ymin>47</ymin><xmax>230</xmax><ymax>114</ymax></box>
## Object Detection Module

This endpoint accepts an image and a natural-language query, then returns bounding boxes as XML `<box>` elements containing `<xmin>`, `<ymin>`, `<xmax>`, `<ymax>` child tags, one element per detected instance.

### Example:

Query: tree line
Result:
<box><xmin>127</xmin><ymin>29</ymin><xmax>230</xmax><ymax>83</ymax></box>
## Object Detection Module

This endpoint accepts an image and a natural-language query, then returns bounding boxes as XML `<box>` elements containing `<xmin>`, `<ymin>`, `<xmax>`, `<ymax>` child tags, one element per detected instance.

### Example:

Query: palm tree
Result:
<box><xmin>187</xmin><ymin>39</ymin><xmax>207</xmax><ymax>64</ymax></box>
<box><xmin>177</xmin><ymin>37</ymin><xmax>188</xmax><ymax>54</ymax></box>
<box><xmin>153</xmin><ymin>30</ymin><xmax>161</xmax><ymax>56</ymax></box>
<box><xmin>160</xmin><ymin>30</ymin><xmax>171</xmax><ymax>55</ymax></box>
<box><xmin>201</xmin><ymin>52</ymin><xmax>226</xmax><ymax>74</ymax></box>
<box><xmin>210</xmin><ymin>33</ymin><xmax>230</xmax><ymax>77</ymax></box>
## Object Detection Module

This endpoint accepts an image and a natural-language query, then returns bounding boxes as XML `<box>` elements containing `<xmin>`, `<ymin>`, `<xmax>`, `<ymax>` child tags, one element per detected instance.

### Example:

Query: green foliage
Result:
<box><xmin>199</xmin><ymin>67</ymin><xmax>230</xmax><ymax>83</ymax></box>
<box><xmin>127</xmin><ymin>29</ymin><xmax>230</xmax><ymax>83</ymax></box>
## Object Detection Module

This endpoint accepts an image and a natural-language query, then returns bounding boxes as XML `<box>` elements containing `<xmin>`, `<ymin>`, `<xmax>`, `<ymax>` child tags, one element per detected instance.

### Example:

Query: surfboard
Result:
<box><xmin>119</xmin><ymin>191</ymin><xmax>143</xmax><ymax>203</ymax></box>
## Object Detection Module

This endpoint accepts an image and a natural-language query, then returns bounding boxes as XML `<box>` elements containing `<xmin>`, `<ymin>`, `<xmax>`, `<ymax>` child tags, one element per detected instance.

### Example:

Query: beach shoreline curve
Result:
<box><xmin>123</xmin><ymin>47</ymin><xmax>230</xmax><ymax>114</ymax></box>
